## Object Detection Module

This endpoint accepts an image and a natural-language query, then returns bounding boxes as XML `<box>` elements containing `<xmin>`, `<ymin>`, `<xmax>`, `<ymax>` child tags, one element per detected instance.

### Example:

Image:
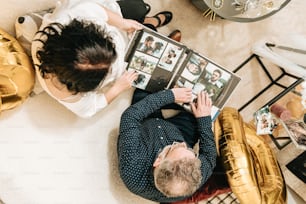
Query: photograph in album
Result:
<box><xmin>125</xmin><ymin>27</ymin><xmax>241</xmax><ymax>119</ymax></box>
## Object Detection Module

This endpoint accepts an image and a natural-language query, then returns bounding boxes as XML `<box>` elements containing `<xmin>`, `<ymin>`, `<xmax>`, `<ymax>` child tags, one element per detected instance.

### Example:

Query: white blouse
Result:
<box><xmin>31</xmin><ymin>0</ymin><xmax>129</xmax><ymax>118</ymax></box>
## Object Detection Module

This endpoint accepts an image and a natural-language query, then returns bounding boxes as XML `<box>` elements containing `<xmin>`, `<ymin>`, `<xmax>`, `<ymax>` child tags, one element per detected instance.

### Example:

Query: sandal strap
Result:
<box><xmin>145</xmin><ymin>3</ymin><xmax>151</xmax><ymax>15</ymax></box>
<box><xmin>152</xmin><ymin>16</ymin><xmax>162</xmax><ymax>27</ymax></box>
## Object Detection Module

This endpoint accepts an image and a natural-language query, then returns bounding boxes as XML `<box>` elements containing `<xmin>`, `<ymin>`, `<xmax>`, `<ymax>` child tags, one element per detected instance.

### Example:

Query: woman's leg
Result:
<box><xmin>117</xmin><ymin>1</ymin><xmax>170</xmax><ymax>31</ymax></box>
<box><xmin>116</xmin><ymin>0</ymin><xmax>147</xmax><ymax>23</ymax></box>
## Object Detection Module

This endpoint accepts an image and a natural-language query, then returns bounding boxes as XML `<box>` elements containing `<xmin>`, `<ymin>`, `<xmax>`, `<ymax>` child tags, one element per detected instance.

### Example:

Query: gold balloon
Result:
<box><xmin>0</xmin><ymin>28</ymin><xmax>35</xmax><ymax>114</ymax></box>
<box><xmin>214</xmin><ymin>107</ymin><xmax>287</xmax><ymax>204</ymax></box>
<box><xmin>244</xmin><ymin>123</ymin><xmax>287</xmax><ymax>204</ymax></box>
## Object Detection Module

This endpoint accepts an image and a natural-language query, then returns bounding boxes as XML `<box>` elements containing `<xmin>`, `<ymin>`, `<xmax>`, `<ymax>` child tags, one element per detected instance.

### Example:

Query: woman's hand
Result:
<box><xmin>105</xmin><ymin>71</ymin><xmax>138</xmax><ymax>104</ymax></box>
<box><xmin>114</xmin><ymin>71</ymin><xmax>139</xmax><ymax>92</ymax></box>
<box><xmin>171</xmin><ymin>88</ymin><xmax>192</xmax><ymax>104</ymax></box>
<box><xmin>190</xmin><ymin>91</ymin><xmax>212</xmax><ymax>118</ymax></box>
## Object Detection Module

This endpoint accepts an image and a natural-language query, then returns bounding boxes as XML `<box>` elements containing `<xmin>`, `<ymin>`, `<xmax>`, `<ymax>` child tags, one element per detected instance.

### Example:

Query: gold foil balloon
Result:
<box><xmin>0</xmin><ymin>28</ymin><xmax>35</xmax><ymax>114</ymax></box>
<box><xmin>214</xmin><ymin>107</ymin><xmax>261</xmax><ymax>203</ymax></box>
<box><xmin>214</xmin><ymin>107</ymin><xmax>287</xmax><ymax>204</ymax></box>
<box><xmin>244</xmin><ymin>123</ymin><xmax>287</xmax><ymax>204</ymax></box>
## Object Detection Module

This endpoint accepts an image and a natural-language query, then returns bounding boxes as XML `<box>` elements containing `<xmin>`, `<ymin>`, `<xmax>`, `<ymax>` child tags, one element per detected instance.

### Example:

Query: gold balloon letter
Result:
<box><xmin>0</xmin><ymin>28</ymin><xmax>35</xmax><ymax>113</ymax></box>
<box><xmin>214</xmin><ymin>107</ymin><xmax>287</xmax><ymax>204</ymax></box>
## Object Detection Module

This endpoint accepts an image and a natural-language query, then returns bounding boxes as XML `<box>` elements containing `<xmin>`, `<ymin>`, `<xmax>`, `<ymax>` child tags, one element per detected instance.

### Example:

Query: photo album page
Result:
<box><xmin>168</xmin><ymin>51</ymin><xmax>241</xmax><ymax>119</ymax></box>
<box><xmin>125</xmin><ymin>28</ymin><xmax>241</xmax><ymax>120</ymax></box>
<box><xmin>125</xmin><ymin>28</ymin><xmax>187</xmax><ymax>93</ymax></box>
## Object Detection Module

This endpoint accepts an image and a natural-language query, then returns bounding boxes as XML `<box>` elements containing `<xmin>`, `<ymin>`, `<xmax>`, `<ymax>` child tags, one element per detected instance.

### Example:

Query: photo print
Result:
<box><xmin>132</xmin><ymin>71</ymin><xmax>151</xmax><ymax>90</ymax></box>
<box><xmin>181</xmin><ymin>54</ymin><xmax>207</xmax><ymax>83</ymax></box>
<box><xmin>158</xmin><ymin>44</ymin><xmax>183</xmax><ymax>72</ymax></box>
<box><xmin>137</xmin><ymin>33</ymin><xmax>167</xmax><ymax>58</ymax></box>
<box><xmin>284</xmin><ymin>120</ymin><xmax>306</xmax><ymax>149</ymax></box>
<box><xmin>127</xmin><ymin>51</ymin><xmax>159</xmax><ymax>75</ymax></box>
<box><xmin>193</xmin><ymin>63</ymin><xmax>232</xmax><ymax>102</ymax></box>
<box><xmin>175</xmin><ymin>77</ymin><xmax>194</xmax><ymax>89</ymax></box>
<box><xmin>174</xmin><ymin>77</ymin><xmax>197</xmax><ymax>109</ymax></box>
<box><xmin>254</xmin><ymin>106</ymin><xmax>277</xmax><ymax>135</ymax></box>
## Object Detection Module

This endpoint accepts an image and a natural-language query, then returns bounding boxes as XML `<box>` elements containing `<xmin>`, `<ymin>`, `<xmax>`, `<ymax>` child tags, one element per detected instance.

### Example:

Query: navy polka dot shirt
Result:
<box><xmin>117</xmin><ymin>90</ymin><xmax>217</xmax><ymax>203</ymax></box>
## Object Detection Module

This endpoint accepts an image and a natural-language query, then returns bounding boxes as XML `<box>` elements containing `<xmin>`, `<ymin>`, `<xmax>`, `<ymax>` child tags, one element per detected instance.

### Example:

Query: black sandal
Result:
<box><xmin>151</xmin><ymin>11</ymin><xmax>173</xmax><ymax>28</ymax></box>
<box><xmin>145</xmin><ymin>3</ymin><xmax>151</xmax><ymax>15</ymax></box>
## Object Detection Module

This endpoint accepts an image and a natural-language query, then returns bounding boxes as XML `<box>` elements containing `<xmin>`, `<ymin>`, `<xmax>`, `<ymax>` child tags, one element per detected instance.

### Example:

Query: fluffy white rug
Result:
<box><xmin>0</xmin><ymin>0</ymin><xmax>306</xmax><ymax>203</ymax></box>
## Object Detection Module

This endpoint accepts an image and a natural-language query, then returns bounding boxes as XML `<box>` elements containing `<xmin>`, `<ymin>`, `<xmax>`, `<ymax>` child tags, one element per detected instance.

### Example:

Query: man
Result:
<box><xmin>206</xmin><ymin>69</ymin><xmax>223</xmax><ymax>87</ymax></box>
<box><xmin>117</xmin><ymin>88</ymin><xmax>217</xmax><ymax>203</ymax></box>
<box><xmin>203</xmin><ymin>69</ymin><xmax>223</xmax><ymax>102</ymax></box>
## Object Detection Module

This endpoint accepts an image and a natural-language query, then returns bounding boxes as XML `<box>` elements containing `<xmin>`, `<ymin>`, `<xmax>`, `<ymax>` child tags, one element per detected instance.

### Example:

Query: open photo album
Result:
<box><xmin>125</xmin><ymin>27</ymin><xmax>241</xmax><ymax>120</ymax></box>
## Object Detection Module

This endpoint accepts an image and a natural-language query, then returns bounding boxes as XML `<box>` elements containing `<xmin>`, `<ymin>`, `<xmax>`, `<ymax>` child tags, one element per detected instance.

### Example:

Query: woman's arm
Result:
<box><xmin>104</xmin><ymin>71</ymin><xmax>138</xmax><ymax>104</ymax></box>
<box><xmin>103</xmin><ymin>6</ymin><xmax>143</xmax><ymax>33</ymax></box>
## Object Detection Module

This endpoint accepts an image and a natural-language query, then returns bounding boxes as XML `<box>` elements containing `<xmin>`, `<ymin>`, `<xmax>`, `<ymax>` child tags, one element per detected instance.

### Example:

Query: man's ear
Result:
<box><xmin>153</xmin><ymin>157</ymin><xmax>161</xmax><ymax>167</ymax></box>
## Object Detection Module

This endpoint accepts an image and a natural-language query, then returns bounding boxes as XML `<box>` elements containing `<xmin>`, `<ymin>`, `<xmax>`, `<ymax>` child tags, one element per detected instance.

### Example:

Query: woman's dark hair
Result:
<box><xmin>35</xmin><ymin>19</ymin><xmax>117</xmax><ymax>93</ymax></box>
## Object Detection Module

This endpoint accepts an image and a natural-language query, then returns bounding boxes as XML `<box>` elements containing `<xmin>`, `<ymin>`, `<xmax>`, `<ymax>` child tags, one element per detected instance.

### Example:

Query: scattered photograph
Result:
<box><xmin>283</xmin><ymin>120</ymin><xmax>306</xmax><ymax>150</ymax></box>
<box><xmin>254</xmin><ymin>106</ymin><xmax>278</xmax><ymax>135</ymax></box>
<box><xmin>137</xmin><ymin>33</ymin><xmax>167</xmax><ymax>58</ymax></box>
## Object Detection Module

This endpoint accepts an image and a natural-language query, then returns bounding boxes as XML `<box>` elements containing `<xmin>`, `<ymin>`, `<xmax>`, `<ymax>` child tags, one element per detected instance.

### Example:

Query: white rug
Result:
<box><xmin>0</xmin><ymin>0</ymin><xmax>306</xmax><ymax>203</ymax></box>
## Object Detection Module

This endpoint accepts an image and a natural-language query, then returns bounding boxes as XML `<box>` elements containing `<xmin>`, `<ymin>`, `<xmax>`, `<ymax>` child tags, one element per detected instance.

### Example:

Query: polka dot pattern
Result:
<box><xmin>117</xmin><ymin>90</ymin><xmax>217</xmax><ymax>202</ymax></box>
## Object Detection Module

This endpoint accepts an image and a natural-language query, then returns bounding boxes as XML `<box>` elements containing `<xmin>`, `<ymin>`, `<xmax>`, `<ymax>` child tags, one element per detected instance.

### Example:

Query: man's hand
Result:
<box><xmin>190</xmin><ymin>91</ymin><xmax>212</xmax><ymax>118</ymax></box>
<box><xmin>171</xmin><ymin>88</ymin><xmax>192</xmax><ymax>104</ymax></box>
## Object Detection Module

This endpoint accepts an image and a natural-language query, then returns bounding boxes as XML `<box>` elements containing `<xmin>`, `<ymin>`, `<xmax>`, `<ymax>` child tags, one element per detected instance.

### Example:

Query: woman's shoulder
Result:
<box><xmin>43</xmin><ymin>75</ymin><xmax>81</xmax><ymax>102</ymax></box>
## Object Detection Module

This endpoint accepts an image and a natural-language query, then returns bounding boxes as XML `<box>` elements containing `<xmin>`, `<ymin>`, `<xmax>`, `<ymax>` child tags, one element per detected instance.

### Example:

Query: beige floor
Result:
<box><xmin>0</xmin><ymin>0</ymin><xmax>306</xmax><ymax>203</ymax></box>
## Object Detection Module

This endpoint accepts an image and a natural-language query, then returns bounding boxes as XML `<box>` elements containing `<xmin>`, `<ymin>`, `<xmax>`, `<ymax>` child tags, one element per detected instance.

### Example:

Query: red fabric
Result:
<box><xmin>170</xmin><ymin>175</ymin><xmax>231</xmax><ymax>204</ymax></box>
<box><xmin>170</xmin><ymin>158</ymin><xmax>231</xmax><ymax>204</ymax></box>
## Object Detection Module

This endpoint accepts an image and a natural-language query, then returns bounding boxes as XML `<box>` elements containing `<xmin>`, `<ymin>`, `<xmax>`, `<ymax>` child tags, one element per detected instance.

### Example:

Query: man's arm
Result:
<box><xmin>118</xmin><ymin>90</ymin><xmax>175</xmax><ymax>149</ymax></box>
<box><xmin>190</xmin><ymin>92</ymin><xmax>217</xmax><ymax>184</ymax></box>
<box><xmin>118</xmin><ymin>88</ymin><xmax>192</xmax><ymax>191</ymax></box>
<box><xmin>197</xmin><ymin>116</ymin><xmax>217</xmax><ymax>183</ymax></box>
<box><xmin>117</xmin><ymin>90</ymin><xmax>175</xmax><ymax>191</ymax></box>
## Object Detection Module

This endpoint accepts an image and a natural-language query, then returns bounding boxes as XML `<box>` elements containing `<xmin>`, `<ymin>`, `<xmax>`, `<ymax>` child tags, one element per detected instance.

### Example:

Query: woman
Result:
<box><xmin>32</xmin><ymin>0</ymin><xmax>173</xmax><ymax>118</ymax></box>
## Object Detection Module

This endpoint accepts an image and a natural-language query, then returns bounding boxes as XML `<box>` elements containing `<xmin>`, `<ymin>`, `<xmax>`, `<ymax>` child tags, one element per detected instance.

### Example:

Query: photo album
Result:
<box><xmin>125</xmin><ymin>27</ymin><xmax>241</xmax><ymax>120</ymax></box>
